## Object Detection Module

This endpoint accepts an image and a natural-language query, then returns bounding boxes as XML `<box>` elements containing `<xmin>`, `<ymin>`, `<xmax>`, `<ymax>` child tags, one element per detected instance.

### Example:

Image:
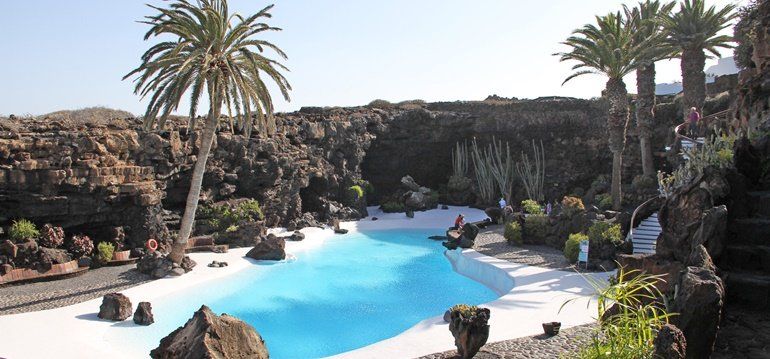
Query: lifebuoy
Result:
<box><xmin>146</xmin><ymin>238</ymin><xmax>159</xmax><ymax>252</ymax></box>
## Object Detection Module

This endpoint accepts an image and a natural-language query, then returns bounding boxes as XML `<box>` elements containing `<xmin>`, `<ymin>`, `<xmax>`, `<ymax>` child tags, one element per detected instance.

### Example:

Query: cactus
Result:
<box><xmin>515</xmin><ymin>140</ymin><xmax>546</xmax><ymax>202</ymax></box>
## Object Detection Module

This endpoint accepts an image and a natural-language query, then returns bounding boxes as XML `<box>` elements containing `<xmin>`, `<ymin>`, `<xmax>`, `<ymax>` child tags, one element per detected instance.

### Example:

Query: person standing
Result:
<box><xmin>499</xmin><ymin>197</ymin><xmax>507</xmax><ymax>209</ymax></box>
<box><xmin>688</xmin><ymin>107</ymin><xmax>701</xmax><ymax>138</ymax></box>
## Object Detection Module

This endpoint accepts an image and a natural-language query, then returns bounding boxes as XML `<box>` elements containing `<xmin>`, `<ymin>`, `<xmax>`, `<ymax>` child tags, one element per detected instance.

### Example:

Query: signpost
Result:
<box><xmin>578</xmin><ymin>240</ymin><xmax>589</xmax><ymax>269</ymax></box>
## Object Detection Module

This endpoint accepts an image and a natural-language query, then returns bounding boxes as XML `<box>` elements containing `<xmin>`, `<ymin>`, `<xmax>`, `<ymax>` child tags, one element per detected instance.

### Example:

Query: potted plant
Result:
<box><xmin>448</xmin><ymin>304</ymin><xmax>490</xmax><ymax>359</ymax></box>
<box><xmin>542</xmin><ymin>321</ymin><xmax>561</xmax><ymax>336</ymax></box>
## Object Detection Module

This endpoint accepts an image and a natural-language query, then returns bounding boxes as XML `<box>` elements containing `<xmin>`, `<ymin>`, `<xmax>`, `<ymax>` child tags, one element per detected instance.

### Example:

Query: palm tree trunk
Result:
<box><xmin>681</xmin><ymin>46</ymin><xmax>706</xmax><ymax>118</ymax></box>
<box><xmin>168</xmin><ymin>105</ymin><xmax>221</xmax><ymax>264</ymax></box>
<box><xmin>635</xmin><ymin>63</ymin><xmax>656</xmax><ymax>177</ymax></box>
<box><xmin>606</xmin><ymin>77</ymin><xmax>630</xmax><ymax>211</ymax></box>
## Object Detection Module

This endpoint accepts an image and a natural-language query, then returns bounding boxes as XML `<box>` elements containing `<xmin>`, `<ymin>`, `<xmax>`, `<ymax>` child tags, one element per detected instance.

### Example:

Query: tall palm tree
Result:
<box><xmin>125</xmin><ymin>0</ymin><xmax>291</xmax><ymax>264</ymax></box>
<box><xmin>624</xmin><ymin>1</ymin><xmax>676</xmax><ymax>178</ymax></box>
<box><xmin>556</xmin><ymin>12</ymin><xmax>650</xmax><ymax>210</ymax></box>
<box><xmin>662</xmin><ymin>0</ymin><xmax>736</xmax><ymax>118</ymax></box>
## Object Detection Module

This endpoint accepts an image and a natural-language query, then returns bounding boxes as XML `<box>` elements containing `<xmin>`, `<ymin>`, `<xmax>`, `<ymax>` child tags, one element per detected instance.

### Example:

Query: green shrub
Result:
<box><xmin>97</xmin><ymin>242</ymin><xmax>115</xmax><ymax>263</ymax></box>
<box><xmin>504</xmin><ymin>221</ymin><xmax>523</xmax><ymax>245</ymax></box>
<box><xmin>380</xmin><ymin>201</ymin><xmax>405</xmax><ymax>213</ymax></box>
<box><xmin>197</xmin><ymin>199</ymin><xmax>264</xmax><ymax>232</ymax></box>
<box><xmin>9</xmin><ymin>219</ymin><xmax>39</xmax><ymax>242</ymax></box>
<box><xmin>564</xmin><ymin>233</ymin><xmax>587</xmax><ymax>263</ymax></box>
<box><xmin>450</xmin><ymin>304</ymin><xmax>480</xmax><ymax>317</ymax></box>
<box><xmin>523</xmin><ymin>214</ymin><xmax>549</xmax><ymax>243</ymax></box>
<box><xmin>348</xmin><ymin>185</ymin><xmax>364</xmax><ymax>200</ymax></box>
<box><xmin>569</xmin><ymin>268</ymin><xmax>673</xmax><ymax>359</ymax></box>
<box><xmin>595</xmin><ymin>193</ymin><xmax>612</xmax><ymax>210</ymax></box>
<box><xmin>588</xmin><ymin>221</ymin><xmax>623</xmax><ymax>245</ymax></box>
<box><xmin>521</xmin><ymin>199</ymin><xmax>543</xmax><ymax>215</ymax></box>
<box><xmin>356</xmin><ymin>180</ymin><xmax>375</xmax><ymax>195</ymax></box>
<box><xmin>561</xmin><ymin>196</ymin><xmax>585</xmax><ymax>216</ymax></box>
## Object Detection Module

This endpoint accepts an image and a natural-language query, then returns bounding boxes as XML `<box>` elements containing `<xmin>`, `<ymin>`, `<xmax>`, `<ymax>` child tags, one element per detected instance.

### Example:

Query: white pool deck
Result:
<box><xmin>0</xmin><ymin>206</ymin><xmax>611</xmax><ymax>359</ymax></box>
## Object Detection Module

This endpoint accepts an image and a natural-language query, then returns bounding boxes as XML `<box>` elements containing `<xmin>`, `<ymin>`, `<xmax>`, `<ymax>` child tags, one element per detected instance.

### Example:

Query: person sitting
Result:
<box><xmin>453</xmin><ymin>214</ymin><xmax>465</xmax><ymax>230</ymax></box>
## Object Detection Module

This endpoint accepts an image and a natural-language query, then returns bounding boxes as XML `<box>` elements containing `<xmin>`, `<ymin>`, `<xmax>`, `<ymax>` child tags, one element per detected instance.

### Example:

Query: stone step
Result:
<box><xmin>729</xmin><ymin>218</ymin><xmax>770</xmax><ymax>245</ymax></box>
<box><xmin>721</xmin><ymin>245</ymin><xmax>770</xmax><ymax>273</ymax></box>
<box><xmin>748</xmin><ymin>191</ymin><xmax>770</xmax><ymax>219</ymax></box>
<box><xmin>633</xmin><ymin>234</ymin><xmax>660</xmax><ymax>241</ymax></box>
<box><xmin>723</xmin><ymin>270</ymin><xmax>770</xmax><ymax>310</ymax></box>
<box><xmin>637</xmin><ymin>229</ymin><xmax>661</xmax><ymax>236</ymax></box>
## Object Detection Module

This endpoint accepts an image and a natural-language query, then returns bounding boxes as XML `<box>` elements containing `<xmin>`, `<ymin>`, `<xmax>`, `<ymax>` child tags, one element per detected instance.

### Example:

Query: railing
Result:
<box><xmin>627</xmin><ymin>195</ymin><xmax>663</xmax><ymax>242</ymax></box>
<box><xmin>673</xmin><ymin>109</ymin><xmax>732</xmax><ymax>146</ymax></box>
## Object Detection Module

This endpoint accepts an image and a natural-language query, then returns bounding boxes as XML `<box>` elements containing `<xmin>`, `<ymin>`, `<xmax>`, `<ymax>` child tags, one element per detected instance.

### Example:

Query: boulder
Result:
<box><xmin>217</xmin><ymin>221</ymin><xmax>265</xmax><ymax>248</ymax></box>
<box><xmin>691</xmin><ymin>205</ymin><xmax>727</xmax><ymax>262</ymax></box>
<box><xmin>137</xmin><ymin>252</ymin><xmax>195</xmax><ymax>278</ymax></box>
<box><xmin>180</xmin><ymin>256</ymin><xmax>196</xmax><ymax>273</ymax></box>
<box><xmin>405</xmin><ymin>191</ymin><xmax>428</xmax><ymax>210</ymax></box>
<box><xmin>334</xmin><ymin>228</ymin><xmax>349</xmax><ymax>234</ymax></box>
<box><xmin>288</xmin><ymin>231</ymin><xmax>305</xmax><ymax>241</ymax></box>
<box><xmin>246</xmin><ymin>235</ymin><xmax>286</xmax><ymax>261</ymax></box>
<box><xmin>0</xmin><ymin>240</ymin><xmax>17</xmax><ymax>258</ymax></box>
<box><xmin>484</xmin><ymin>207</ymin><xmax>503</xmax><ymax>224</ymax></box>
<box><xmin>150</xmin><ymin>305</ymin><xmax>269</xmax><ymax>359</ymax></box>
<box><xmin>616</xmin><ymin>254</ymin><xmax>683</xmax><ymax>296</ymax></box>
<box><xmin>400</xmin><ymin>175</ymin><xmax>421</xmax><ymax>192</ymax></box>
<box><xmin>37</xmin><ymin>247</ymin><xmax>72</xmax><ymax>271</ymax></box>
<box><xmin>462</xmin><ymin>223</ymin><xmax>480</xmax><ymax>242</ymax></box>
<box><xmin>448</xmin><ymin>307</ymin><xmax>491</xmax><ymax>359</ymax></box>
<box><xmin>98</xmin><ymin>293</ymin><xmax>133</xmax><ymax>321</ymax></box>
<box><xmin>653</xmin><ymin>324</ymin><xmax>687</xmax><ymax>359</ymax></box>
<box><xmin>405</xmin><ymin>209</ymin><xmax>415</xmax><ymax>218</ymax></box>
<box><xmin>133</xmin><ymin>302</ymin><xmax>155</xmax><ymax>326</ymax></box>
<box><xmin>207</xmin><ymin>261</ymin><xmax>228</xmax><ymax>268</ymax></box>
<box><xmin>672</xmin><ymin>266</ymin><xmax>724</xmax><ymax>359</ymax></box>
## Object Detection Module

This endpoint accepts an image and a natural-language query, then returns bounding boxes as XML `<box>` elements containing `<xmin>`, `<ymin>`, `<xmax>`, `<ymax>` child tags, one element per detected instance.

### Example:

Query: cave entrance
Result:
<box><xmin>299</xmin><ymin>176</ymin><xmax>328</xmax><ymax>214</ymax></box>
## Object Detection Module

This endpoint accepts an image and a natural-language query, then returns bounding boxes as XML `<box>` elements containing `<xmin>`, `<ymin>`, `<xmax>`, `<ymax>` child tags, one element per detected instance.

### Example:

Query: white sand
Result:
<box><xmin>0</xmin><ymin>206</ymin><xmax>609</xmax><ymax>359</ymax></box>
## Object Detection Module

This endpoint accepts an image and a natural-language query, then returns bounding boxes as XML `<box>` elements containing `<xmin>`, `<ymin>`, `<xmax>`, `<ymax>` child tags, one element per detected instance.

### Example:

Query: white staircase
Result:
<box><xmin>629</xmin><ymin>212</ymin><xmax>661</xmax><ymax>254</ymax></box>
<box><xmin>680</xmin><ymin>137</ymin><xmax>705</xmax><ymax>159</ymax></box>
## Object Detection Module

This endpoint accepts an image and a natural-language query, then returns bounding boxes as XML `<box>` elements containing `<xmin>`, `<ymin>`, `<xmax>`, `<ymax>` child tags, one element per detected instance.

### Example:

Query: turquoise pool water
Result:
<box><xmin>122</xmin><ymin>228</ymin><xmax>499</xmax><ymax>358</ymax></box>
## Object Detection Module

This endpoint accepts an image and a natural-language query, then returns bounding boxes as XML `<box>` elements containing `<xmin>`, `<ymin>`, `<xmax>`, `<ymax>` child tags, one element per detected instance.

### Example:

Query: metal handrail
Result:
<box><xmin>673</xmin><ymin>109</ymin><xmax>732</xmax><ymax>145</ymax></box>
<box><xmin>627</xmin><ymin>195</ymin><xmax>663</xmax><ymax>242</ymax></box>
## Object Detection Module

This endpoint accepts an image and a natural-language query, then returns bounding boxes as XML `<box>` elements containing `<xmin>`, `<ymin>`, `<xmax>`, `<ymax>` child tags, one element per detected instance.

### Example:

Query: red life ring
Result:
<box><xmin>146</xmin><ymin>239</ymin><xmax>159</xmax><ymax>252</ymax></box>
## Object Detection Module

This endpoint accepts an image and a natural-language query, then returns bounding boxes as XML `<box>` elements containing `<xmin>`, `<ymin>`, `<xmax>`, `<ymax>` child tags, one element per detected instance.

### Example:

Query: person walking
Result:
<box><xmin>687</xmin><ymin>107</ymin><xmax>701</xmax><ymax>138</ymax></box>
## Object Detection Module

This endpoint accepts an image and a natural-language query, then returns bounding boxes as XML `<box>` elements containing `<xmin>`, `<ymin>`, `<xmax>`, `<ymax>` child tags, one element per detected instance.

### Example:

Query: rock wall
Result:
<box><xmin>0</xmin><ymin>94</ymin><xmax>718</xmax><ymax>249</ymax></box>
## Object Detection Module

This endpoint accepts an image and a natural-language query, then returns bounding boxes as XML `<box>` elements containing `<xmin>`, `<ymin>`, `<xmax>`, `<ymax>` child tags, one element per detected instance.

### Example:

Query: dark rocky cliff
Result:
<box><xmin>0</xmin><ymin>94</ymin><xmax>722</xmax><ymax>248</ymax></box>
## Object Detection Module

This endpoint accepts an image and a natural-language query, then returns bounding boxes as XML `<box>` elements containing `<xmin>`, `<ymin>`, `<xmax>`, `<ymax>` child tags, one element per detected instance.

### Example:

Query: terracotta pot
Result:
<box><xmin>542</xmin><ymin>321</ymin><xmax>561</xmax><ymax>336</ymax></box>
<box><xmin>112</xmin><ymin>250</ymin><xmax>131</xmax><ymax>261</ymax></box>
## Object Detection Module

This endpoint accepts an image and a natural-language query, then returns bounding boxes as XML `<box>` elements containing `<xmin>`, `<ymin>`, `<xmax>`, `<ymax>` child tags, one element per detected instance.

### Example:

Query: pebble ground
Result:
<box><xmin>0</xmin><ymin>264</ymin><xmax>150</xmax><ymax>315</ymax></box>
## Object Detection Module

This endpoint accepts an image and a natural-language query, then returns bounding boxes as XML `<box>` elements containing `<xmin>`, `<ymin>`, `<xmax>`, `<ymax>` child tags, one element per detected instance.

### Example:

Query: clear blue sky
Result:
<box><xmin>0</xmin><ymin>0</ymin><xmax>745</xmax><ymax>116</ymax></box>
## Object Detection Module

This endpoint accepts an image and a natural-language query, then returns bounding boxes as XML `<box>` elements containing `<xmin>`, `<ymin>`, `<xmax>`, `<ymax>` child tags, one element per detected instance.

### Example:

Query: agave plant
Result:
<box><xmin>124</xmin><ymin>0</ymin><xmax>291</xmax><ymax>263</ymax></box>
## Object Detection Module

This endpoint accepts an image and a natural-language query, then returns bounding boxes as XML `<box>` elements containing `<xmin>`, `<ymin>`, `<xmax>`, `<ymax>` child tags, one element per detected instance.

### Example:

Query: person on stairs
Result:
<box><xmin>688</xmin><ymin>107</ymin><xmax>701</xmax><ymax>138</ymax></box>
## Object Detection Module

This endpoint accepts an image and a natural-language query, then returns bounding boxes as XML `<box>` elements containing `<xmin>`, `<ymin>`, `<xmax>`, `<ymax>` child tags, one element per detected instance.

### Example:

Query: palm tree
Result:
<box><xmin>624</xmin><ymin>1</ymin><xmax>676</xmax><ymax>178</ymax></box>
<box><xmin>124</xmin><ymin>0</ymin><xmax>291</xmax><ymax>264</ymax></box>
<box><xmin>556</xmin><ymin>12</ymin><xmax>650</xmax><ymax>210</ymax></box>
<box><xmin>662</xmin><ymin>0</ymin><xmax>736</xmax><ymax>118</ymax></box>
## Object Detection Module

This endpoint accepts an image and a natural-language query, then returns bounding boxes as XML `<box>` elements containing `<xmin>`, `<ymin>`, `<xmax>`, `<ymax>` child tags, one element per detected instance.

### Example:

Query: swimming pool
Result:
<box><xmin>113</xmin><ymin>228</ymin><xmax>499</xmax><ymax>358</ymax></box>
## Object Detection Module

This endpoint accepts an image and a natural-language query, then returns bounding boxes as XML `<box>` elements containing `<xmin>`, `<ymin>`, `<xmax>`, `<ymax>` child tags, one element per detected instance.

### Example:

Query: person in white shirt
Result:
<box><xmin>499</xmin><ymin>197</ymin><xmax>507</xmax><ymax>209</ymax></box>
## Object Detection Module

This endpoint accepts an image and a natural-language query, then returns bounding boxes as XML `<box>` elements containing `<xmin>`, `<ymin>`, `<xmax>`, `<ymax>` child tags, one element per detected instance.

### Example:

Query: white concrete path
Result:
<box><xmin>0</xmin><ymin>206</ymin><xmax>610</xmax><ymax>359</ymax></box>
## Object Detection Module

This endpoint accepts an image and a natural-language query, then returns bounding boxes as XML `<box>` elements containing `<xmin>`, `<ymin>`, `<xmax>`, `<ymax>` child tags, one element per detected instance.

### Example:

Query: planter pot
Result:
<box><xmin>448</xmin><ymin>307</ymin><xmax>491</xmax><ymax>359</ymax></box>
<box><xmin>112</xmin><ymin>250</ymin><xmax>131</xmax><ymax>261</ymax></box>
<box><xmin>542</xmin><ymin>321</ymin><xmax>561</xmax><ymax>336</ymax></box>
